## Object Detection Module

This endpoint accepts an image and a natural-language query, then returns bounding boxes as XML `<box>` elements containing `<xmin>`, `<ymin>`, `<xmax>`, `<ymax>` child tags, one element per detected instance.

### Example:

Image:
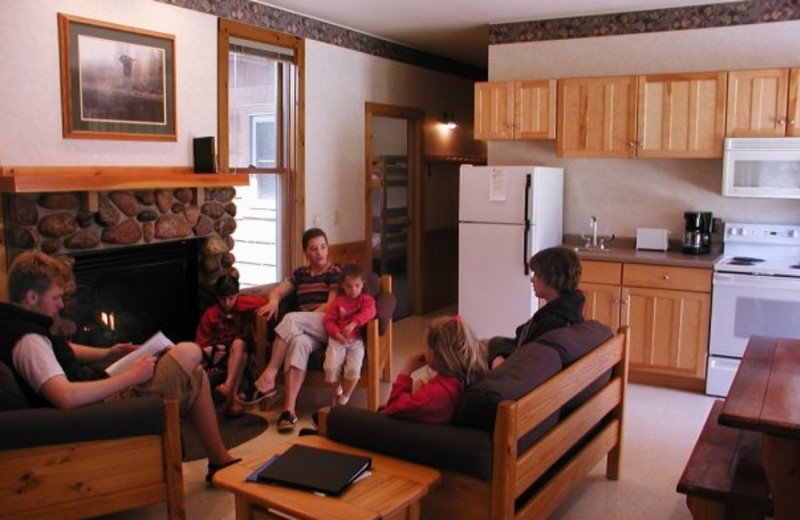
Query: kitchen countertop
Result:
<box><xmin>562</xmin><ymin>235</ymin><xmax>721</xmax><ymax>269</ymax></box>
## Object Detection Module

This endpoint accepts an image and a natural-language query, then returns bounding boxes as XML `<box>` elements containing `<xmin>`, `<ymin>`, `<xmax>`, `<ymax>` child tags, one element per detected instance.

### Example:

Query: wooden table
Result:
<box><xmin>212</xmin><ymin>435</ymin><xmax>441</xmax><ymax>520</ymax></box>
<box><xmin>719</xmin><ymin>335</ymin><xmax>800</xmax><ymax>520</ymax></box>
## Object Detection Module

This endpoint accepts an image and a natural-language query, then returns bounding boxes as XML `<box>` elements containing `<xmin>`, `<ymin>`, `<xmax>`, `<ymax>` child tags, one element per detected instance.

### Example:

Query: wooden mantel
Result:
<box><xmin>0</xmin><ymin>166</ymin><xmax>249</xmax><ymax>193</ymax></box>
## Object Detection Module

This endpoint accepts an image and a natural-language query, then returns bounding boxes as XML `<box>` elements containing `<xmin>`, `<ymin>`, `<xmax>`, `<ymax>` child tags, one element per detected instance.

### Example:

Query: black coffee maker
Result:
<box><xmin>682</xmin><ymin>211</ymin><xmax>713</xmax><ymax>254</ymax></box>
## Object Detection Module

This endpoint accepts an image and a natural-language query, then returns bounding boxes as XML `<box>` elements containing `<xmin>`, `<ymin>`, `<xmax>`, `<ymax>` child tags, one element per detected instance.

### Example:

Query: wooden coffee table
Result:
<box><xmin>212</xmin><ymin>435</ymin><xmax>441</xmax><ymax>520</ymax></box>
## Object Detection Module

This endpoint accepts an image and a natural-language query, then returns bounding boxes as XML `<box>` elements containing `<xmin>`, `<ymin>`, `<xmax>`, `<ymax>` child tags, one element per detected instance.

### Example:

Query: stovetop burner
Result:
<box><xmin>728</xmin><ymin>256</ymin><xmax>765</xmax><ymax>266</ymax></box>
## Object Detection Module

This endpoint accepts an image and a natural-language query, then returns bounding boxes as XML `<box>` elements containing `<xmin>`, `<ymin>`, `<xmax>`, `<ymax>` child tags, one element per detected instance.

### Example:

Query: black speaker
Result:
<box><xmin>193</xmin><ymin>136</ymin><xmax>217</xmax><ymax>173</ymax></box>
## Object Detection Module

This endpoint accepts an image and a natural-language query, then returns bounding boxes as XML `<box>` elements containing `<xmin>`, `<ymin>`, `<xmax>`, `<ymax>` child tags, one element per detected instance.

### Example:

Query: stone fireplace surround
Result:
<box><xmin>3</xmin><ymin>186</ymin><xmax>240</xmax><ymax>329</ymax></box>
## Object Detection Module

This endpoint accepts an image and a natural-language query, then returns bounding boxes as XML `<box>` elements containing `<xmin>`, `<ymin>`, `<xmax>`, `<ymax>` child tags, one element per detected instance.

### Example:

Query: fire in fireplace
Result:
<box><xmin>69</xmin><ymin>240</ymin><xmax>200</xmax><ymax>347</ymax></box>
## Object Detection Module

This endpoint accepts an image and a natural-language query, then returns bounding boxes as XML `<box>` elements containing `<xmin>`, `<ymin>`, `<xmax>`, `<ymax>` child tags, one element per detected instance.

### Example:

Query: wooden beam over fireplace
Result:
<box><xmin>0</xmin><ymin>166</ymin><xmax>248</xmax><ymax>193</ymax></box>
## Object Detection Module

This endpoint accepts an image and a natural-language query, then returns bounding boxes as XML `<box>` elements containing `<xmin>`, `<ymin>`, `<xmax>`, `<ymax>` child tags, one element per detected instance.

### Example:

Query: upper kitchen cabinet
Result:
<box><xmin>474</xmin><ymin>80</ymin><xmax>556</xmax><ymax>140</ymax></box>
<box><xmin>726</xmin><ymin>68</ymin><xmax>800</xmax><ymax>137</ymax></box>
<box><xmin>556</xmin><ymin>76</ymin><xmax>638</xmax><ymax>158</ymax></box>
<box><xmin>636</xmin><ymin>72</ymin><xmax>727</xmax><ymax>158</ymax></box>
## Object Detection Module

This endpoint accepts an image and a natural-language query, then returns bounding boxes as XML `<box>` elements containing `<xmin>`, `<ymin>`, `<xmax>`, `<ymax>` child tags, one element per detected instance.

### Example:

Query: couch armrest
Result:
<box><xmin>0</xmin><ymin>394</ymin><xmax>166</xmax><ymax>451</ymax></box>
<box><xmin>322</xmin><ymin>405</ymin><xmax>494</xmax><ymax>481</ymax></box>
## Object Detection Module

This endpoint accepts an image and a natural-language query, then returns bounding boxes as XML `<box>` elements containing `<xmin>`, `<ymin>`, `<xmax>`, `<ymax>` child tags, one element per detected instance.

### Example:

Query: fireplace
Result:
<box><xmin>69</xmin><ymin>240</ymin><xmax>200</xmax><ymax>346</ymax></box>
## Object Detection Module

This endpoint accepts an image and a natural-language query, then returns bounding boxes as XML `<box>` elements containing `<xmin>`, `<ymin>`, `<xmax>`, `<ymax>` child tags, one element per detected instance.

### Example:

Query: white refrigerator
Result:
<box><xmin>458</xmin><ymin>165</ymin><xmax>564</xmax><ymax>340</ymax></box>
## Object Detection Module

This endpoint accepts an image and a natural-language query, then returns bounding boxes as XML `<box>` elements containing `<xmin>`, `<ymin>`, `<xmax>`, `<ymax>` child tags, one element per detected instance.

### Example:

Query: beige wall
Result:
<box><xmin>0</xmin><ymin>0</ymin><xmax>217</xmax><ymax>166</ymax></box>
<box><xmin>0</xmin><ymin>0</ymin><xmax>483</xmax><ymax>247</ymax></box>
<box><xmin>488</xmin><ymin>20</ymin><xmax>800</xmax><ymax>239</ymax></box>
<box><xmin>304</xmin><ymin>40</ymin><xmax>482</xmax><ymax>244</ymax></box>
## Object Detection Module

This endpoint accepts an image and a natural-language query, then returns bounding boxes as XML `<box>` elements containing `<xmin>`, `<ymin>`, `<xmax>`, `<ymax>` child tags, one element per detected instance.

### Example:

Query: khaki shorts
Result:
<box><xmin>111</xmin><ymin>353</ymin><xmax>203</xmax><ymax>416</ymax></box>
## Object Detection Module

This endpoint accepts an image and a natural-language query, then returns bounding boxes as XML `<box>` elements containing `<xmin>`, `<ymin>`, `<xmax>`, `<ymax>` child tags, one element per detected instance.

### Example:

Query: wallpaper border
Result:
<box><xmin>489</xmin><ymin>0</ymin><xmax>800</xmax><ymax>44</ymax></box>
<box><xmin>155</xmin><ymin>0</ymin><xmax>486</xmax><ymax>80</ymax></box>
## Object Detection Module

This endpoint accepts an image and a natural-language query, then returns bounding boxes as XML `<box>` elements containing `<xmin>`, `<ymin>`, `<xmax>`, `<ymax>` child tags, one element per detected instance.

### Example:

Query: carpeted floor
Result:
<box><xmin>181</xmin><ymin>411</ymin><xmax>269</xmax><ymax>461</ymax></box>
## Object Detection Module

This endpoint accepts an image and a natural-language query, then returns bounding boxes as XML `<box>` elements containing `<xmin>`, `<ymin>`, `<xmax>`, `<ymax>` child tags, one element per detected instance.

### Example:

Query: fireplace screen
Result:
<box><xmin>69</xmin><ymin>240</ymin><xmax>199</xmax><ymax>346</ymax></box>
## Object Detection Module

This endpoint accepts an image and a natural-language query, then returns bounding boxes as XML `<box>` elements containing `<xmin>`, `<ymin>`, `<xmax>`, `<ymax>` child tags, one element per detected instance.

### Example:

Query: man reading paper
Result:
<box><xmin>0</xmin><ymin>250</ymin><xmax>240</xmax><ymax>483</ymax></box>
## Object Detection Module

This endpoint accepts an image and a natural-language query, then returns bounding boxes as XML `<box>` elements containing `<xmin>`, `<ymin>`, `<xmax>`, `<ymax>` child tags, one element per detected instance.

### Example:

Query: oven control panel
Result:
<box><xmin>725</xmin><ymin>223</ymin><xmax>800</xmax><ymax>245</ymax></box>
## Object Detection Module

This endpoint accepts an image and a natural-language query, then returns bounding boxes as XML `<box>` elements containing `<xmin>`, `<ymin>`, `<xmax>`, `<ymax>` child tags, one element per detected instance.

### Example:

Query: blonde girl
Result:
<box><xmin>382</xmin><ymin>315</ymin><xmax>487</xmax><ymax>423</ymax></box>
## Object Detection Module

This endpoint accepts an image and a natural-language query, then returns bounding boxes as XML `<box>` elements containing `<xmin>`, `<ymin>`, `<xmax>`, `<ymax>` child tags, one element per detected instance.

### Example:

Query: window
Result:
<box><xmin>251</xmin><ymin>114</ymin><xmax>276</xmax><ymax>168</ymax></box>
<box><xmin>219</xmin><ymin>21</ymin><xmax>303</xmax><ymax>288</ymax></box>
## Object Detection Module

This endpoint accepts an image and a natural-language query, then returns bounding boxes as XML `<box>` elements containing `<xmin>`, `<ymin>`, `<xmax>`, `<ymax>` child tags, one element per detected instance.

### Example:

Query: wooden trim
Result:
<box><xmin>162</xmin><ymin>399</ymin><xmax>186</xmax><ymax>520</ymax></box>
<box><xmin>0</xmin><ymin>167</ymin><xmax>247</xmax><ymax>193</ymax></box>
<box><xmin>364</xmin><ymin>102</ymin><xmax>426</xmax><ymax>314</ymax></box>
<box><xmin>216</xmin><ymin>19</ymin><xmax>305</xmax><ymax>276</ymax></box>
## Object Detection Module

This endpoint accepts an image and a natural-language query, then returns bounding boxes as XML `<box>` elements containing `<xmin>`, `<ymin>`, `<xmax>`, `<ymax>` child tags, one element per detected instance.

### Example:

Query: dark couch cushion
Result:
<box><xmin>0</xmin><ymin>361</ymin><xmax>29</xmax><ymax>411</ymax></box>
<box><xmin>536</xmin><ymin>320</ymin><xmax>615</xmax><ymax>418</ymax></box>
<box><xmin>327</xmin><ymin>405</ymin><xmax>494</xmax><ymax>481</ymax></box>
<box><xmin>453</xmin><ymin>343</ymin><xmax>562</xmax><ymax>430</ymax></box>
<box><xmin>0</xmin><ymin>394</ymin><xmax>166</xmax><ymax>451</ymax></box>
<box><xmin>536</xmin><ymin>320</ymin><xmax>614</xmax><ymax>366</ymax></box>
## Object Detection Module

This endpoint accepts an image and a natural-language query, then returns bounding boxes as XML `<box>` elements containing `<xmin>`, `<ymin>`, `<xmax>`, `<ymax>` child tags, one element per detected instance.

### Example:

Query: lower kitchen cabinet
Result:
<box><xmin>580</xmin><ymin>259</ymin><xmax>711</xmax><ymax>391</ymax></box>
<box><xmin>580</xmin><ymin>260</ymin><xmax>622</xmax><ymax>329</ymax></box>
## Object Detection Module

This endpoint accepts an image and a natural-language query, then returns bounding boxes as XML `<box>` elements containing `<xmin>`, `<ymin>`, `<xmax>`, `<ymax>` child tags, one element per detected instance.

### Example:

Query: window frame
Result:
<box><xmin>217</xmin><ymin>19</ymin><xmax>305</xmax><ymax>280</ymax></box>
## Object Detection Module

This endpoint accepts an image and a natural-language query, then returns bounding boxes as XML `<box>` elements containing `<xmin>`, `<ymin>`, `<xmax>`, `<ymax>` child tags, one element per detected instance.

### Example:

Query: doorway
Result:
<box><xmin>365</xmin><ymin>103</ymin><xmax>424</xmax><ymax>319</ymax></box>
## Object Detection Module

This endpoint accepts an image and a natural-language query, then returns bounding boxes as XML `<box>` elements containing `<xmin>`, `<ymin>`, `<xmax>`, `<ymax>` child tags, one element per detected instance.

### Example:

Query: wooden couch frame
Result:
<box><xmin>0</xmin><ymin>399</ymin><xmax>185</xmax><ymax>520</ymax></box>
<box><xmin>253</xmin><ymin>274</ymin><xmax>394</xmax><ymax>411</ymax></box>
<box><xmin>321</xmin><ymin>326</ymin><xmax>629</xmax><ymax>520</ymax></box>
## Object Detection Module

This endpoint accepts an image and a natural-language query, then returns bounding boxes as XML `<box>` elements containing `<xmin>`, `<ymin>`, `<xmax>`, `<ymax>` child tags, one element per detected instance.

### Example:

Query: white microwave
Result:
<box><xmin>722</xmin><ymin>137</ymin><xmax>800</xmax><ymax>199</ymax></box>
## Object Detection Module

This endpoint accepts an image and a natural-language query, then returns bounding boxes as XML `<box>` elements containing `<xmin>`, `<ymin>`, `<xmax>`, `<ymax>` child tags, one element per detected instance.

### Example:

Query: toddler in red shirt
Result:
<box><xmin>323</xmin><ymin>263</ymin><xmax>376</xmax><ymax>406</ymax></box>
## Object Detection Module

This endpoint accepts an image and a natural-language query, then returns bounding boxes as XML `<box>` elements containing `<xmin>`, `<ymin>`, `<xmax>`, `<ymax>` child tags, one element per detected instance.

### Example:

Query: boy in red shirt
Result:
<box><xmin>323</xmin><ymin>263</ymin><xmax>376</xmax><ymax>406</ymax></box>
<box><xmin>196</xmin><ymin>275</ymin><xmax>266</xmax><ymax>417</ymax></box>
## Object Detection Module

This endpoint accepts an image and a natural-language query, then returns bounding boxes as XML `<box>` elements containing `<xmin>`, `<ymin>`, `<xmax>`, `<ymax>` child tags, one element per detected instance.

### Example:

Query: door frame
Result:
<box><xmin>365</xmin><ymin>102</ymin><xmax>425</xmax><ymax>316</ymax></box>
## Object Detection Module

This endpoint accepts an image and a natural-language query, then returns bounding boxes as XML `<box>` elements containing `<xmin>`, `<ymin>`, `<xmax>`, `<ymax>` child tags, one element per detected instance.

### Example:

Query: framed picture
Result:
<box><xmin>58</xmin><ymin>14</ymin><xmax>176</xmax><ymax>141</ymax></box>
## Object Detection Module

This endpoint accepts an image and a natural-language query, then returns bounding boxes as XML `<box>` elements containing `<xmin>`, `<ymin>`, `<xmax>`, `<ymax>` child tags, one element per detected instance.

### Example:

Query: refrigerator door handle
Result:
<box><xmin>523</xmin><ymin>174</ymin><xmax>531</xmax><ymax>276</ymax></box>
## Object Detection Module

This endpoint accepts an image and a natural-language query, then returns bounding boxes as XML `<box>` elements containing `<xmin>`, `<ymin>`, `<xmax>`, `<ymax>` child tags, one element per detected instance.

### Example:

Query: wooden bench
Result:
<box><xmin>677</xmin><ymin>400</ymin><xmax>771</xmax><ymax>520</ymax></box>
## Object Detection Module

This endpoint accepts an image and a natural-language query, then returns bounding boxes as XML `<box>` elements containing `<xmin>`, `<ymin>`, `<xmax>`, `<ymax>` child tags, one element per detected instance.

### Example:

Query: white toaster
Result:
<box><xmin>636</xmin><ymin>228</ymin><xmax>670</xmax><ymax>251</ymax></box>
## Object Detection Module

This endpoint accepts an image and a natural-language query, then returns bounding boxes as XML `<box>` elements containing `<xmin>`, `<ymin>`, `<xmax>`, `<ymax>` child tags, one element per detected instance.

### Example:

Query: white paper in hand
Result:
<box><xmin>105</xmin><ymin>331</ymin><xmax>174</xmax><ymax>376</ymax></box>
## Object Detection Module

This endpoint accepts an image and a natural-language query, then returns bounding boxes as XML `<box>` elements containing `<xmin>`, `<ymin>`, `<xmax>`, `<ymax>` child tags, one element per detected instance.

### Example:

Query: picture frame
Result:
<box><xmin>58</xmin><ymin>13</ymin><xmax>176</xmax><ymax>141</ymax></box>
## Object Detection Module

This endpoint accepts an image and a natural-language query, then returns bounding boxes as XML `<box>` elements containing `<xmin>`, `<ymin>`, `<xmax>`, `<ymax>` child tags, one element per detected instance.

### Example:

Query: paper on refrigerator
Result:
<box><xmin>105</xmin><ymin>331</ymin><xmax>174</xmax><ymax>376</ymax></box>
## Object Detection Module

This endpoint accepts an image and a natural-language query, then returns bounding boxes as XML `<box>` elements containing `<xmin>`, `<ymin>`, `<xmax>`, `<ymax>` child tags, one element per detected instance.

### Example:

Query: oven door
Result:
<box><xmin>710</xmin><ymin>272</ymin><xmax>800</xmax><ymax>358</ymax></box>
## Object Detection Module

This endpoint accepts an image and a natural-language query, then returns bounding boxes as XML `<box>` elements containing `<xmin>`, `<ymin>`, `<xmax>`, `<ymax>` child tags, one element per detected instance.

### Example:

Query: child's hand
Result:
<box><xmin>400</xmin><ymin>351</ymin><xmax>427</xmax><ymax>375</ymax></box>
<box><xmin>341</xmin><ymin>322</ymin><xmax>357</xmax><ymax>338</ymax></box>
<box><xmin>333</xmin><ymin>332</ymin><xmax>348</xmax><ymax>344</ymax></box>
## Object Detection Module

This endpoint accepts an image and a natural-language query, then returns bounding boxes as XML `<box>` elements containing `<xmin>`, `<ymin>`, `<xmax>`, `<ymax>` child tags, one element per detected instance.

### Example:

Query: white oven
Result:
<box><xmin>706</xmin><ymin>222</ymin><xmax>800</xmax><ymax>397</ymax></box>
<box><xmin>707</xmin><ymin>273</ymin><xmax>800</xmax><ymax>396</ymax></box>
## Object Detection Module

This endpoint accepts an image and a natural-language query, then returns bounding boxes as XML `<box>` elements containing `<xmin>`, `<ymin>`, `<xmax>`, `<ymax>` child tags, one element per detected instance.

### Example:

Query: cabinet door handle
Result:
<box><xmin>661</xmin><ymin>274</ymin><xmax>670</xmax><ymax>280</ymax></box>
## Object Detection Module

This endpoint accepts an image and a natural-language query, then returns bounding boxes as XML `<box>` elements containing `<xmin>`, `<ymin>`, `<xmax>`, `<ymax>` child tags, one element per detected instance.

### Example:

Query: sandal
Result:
<box><xmin>206</xmin><ymin>457</ymin><xmax>242</xmax><ymax>484</ymax></box>
<box><xmin>277</xmin><ymin>410</ymin><xmax>298</xmax><ymax>433</ymax></box>
<box><xmin>238</xmin><ymin>386</ymin><xmax>278</xmax><ymax>405</ymax></box>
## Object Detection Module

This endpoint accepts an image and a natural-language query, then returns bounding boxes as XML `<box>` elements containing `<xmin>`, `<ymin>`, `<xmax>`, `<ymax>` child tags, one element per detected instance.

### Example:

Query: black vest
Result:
<box><xmin>0</xmin><ymin>303</ymin><xmax>105</xmax><ymax>407</ymax></box>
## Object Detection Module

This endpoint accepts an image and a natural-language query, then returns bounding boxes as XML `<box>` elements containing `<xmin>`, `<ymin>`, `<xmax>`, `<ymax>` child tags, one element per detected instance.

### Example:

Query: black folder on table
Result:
<box><xmin>256</xmin><ymin>444</ymin><xmax>372</xmax><ymax>496</ymax></box>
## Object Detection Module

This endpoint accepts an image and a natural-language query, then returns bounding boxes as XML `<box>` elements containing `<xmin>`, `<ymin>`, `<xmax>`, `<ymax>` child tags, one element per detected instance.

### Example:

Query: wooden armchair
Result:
<box><xmin>253</xmin><ymin>273</ymin><xmax>395</xmax><ymax>411</ymax></box>
<box><xmin>0</xmin><ymin>377</ymin><xmax>185</xmax><ymax>520</ymax></box>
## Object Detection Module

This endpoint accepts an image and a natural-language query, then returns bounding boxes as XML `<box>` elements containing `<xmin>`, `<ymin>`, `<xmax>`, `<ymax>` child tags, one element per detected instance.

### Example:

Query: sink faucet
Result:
<box><xmin>581</xmin><ymin>216</ymin><xmax>615</xmax><ymax>249</ymax></box>
<box><xmin>589</xmin><ymin>216</ymin><xmax>599</xmax><ymax>247</ymax></box>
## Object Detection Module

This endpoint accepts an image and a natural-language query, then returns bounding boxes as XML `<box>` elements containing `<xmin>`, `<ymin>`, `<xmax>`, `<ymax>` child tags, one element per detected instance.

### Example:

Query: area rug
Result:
<box><xmin>182</xmin><ymin>412</ymin><xmax>269</xmax><ymax>461</ymax></box>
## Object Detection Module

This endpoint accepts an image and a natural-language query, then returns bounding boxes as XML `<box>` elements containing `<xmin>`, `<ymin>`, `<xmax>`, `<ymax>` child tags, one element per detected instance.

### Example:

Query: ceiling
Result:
<box><xmin>254</xmin><ymin>0</ymin><xmax>743</xmax><ymax>68</ymax></box>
